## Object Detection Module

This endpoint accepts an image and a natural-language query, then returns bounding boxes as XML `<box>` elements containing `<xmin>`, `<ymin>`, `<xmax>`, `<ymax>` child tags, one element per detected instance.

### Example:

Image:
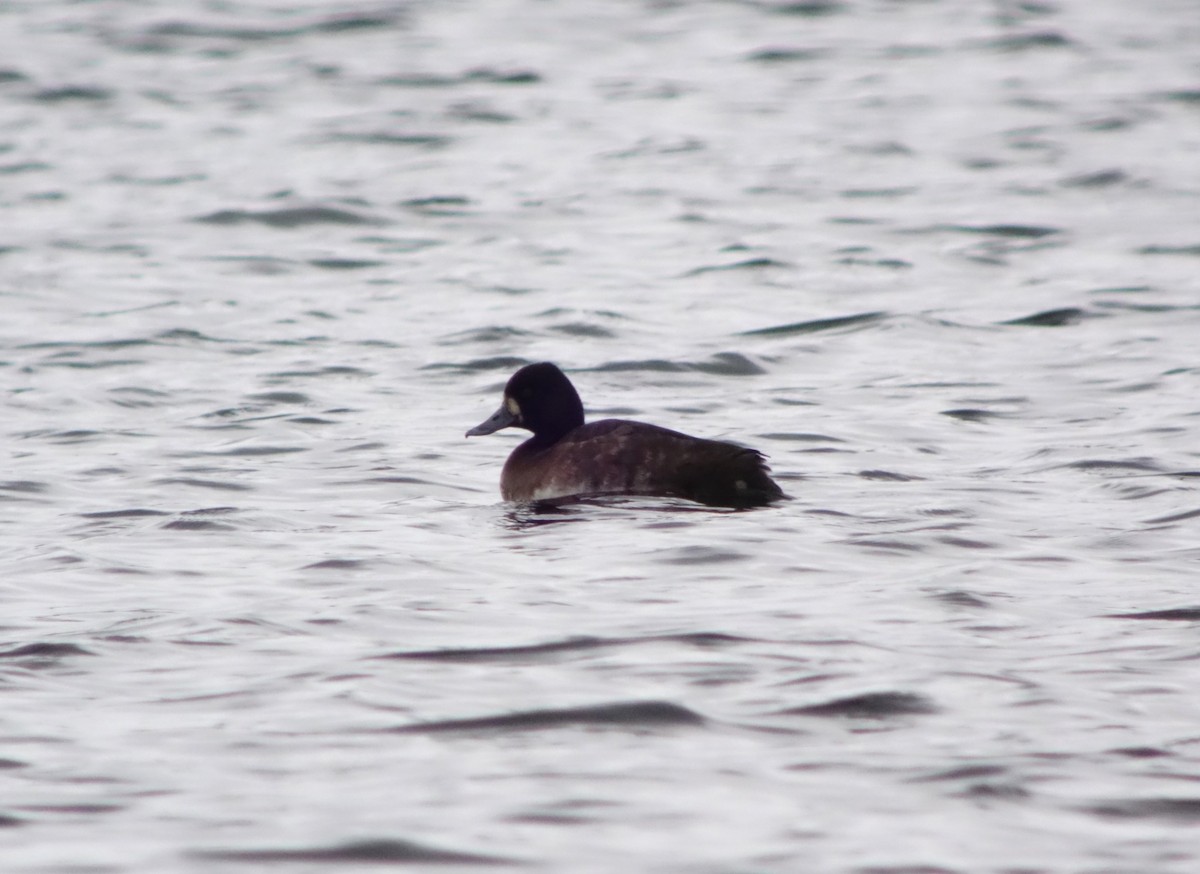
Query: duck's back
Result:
<box><xmin>501</xmin><ymin>419</ymin><xmax>785</xmax><ymax>507</ymax></box>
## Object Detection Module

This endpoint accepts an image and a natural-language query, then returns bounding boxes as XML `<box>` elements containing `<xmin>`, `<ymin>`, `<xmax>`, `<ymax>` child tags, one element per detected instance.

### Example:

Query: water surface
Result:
<box><xmin>2</xmin><ymin>1</ymin><xmax>1200</xmax><ymax>871</ymax></box>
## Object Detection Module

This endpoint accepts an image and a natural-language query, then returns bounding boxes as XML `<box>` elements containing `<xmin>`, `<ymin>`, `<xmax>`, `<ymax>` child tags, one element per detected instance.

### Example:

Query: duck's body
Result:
<box><xmin>467</xmin><ymin>363</ymin><xmax>785</xmax><ymax>508</ymax></box>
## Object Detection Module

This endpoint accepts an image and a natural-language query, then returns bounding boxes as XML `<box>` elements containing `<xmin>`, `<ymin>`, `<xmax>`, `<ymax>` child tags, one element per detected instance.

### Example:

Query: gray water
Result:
<box><xmin>3</xmin><ymin>0</ymin><xmax>1200</xmax><ymax>871</ymax></box>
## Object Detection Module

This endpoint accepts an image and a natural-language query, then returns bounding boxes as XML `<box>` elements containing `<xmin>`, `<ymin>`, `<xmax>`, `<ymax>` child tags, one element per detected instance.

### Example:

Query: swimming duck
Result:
<box><xmin>466</xmin><ymin>362</ymin><xmax>786</xmax><ymax>507</ymax></box>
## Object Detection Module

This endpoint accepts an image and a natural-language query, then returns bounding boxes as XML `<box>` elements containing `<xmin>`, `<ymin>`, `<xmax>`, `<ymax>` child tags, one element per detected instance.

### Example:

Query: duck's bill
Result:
<box><xmin>466</xmin><ymin>403</ymin><xmax>518</xmax><ymax>437</ymax></box>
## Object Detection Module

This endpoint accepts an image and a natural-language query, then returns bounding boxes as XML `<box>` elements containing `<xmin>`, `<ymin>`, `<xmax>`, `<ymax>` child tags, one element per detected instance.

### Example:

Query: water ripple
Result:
<box><xmin>390</xmin><ymin>701</ymin><xmax>706</xmax><ymax>734</ymax></box>
<box><xmin>740</xmin><ymin>311</ymin><xmax>888</xmax><ymax>336</ymax></box>
<box><xmin>377</xmin><ymin>632</ymin><xmax>751</xmax><ymax>663</ymax></box>
<box><xmin>193</xmin><ymin>205</ymin><xmax>384</xmax><ymax>228</ymax></box>
<box><xmin>194</xmin><ymin>838</ymin><xmax>513</xmax><ymax>866</ymax></box>
<box><xmin>778</xmin><ymin>692</ymin><xmax>938</xmax><ymax>719</ymax></box>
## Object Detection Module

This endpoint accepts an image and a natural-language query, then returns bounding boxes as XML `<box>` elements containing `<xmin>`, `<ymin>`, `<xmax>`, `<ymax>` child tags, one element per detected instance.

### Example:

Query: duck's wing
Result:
<box><xmin>543</xmin><ymin>420</ymin><xmax>786</xmax><ymax>507</ymax></box>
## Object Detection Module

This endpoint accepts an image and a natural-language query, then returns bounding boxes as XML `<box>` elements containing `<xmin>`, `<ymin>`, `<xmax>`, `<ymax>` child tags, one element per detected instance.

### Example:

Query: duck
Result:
<box><xmin>466</xmin><ymin>362</ymin><xmax>786</xmax><ymax>507</ymax></box>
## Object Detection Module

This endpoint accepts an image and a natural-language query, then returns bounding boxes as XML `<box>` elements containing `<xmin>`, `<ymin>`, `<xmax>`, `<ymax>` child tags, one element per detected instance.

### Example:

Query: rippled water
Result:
<box><xmin>3</xmin><ymin>0</ymin><xmax>1200</xmax><ymax>871</ymax></box>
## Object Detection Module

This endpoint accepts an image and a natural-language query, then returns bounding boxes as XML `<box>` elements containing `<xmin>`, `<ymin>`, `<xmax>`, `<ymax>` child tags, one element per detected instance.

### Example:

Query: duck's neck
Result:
<box><xmin>528</xmin><ymin>406</ymin><xmax>583</xmax><ymax>448</ymax></box>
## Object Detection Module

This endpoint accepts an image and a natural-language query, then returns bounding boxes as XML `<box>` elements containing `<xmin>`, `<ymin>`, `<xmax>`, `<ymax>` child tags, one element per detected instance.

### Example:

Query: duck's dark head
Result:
<box><xmin>466</xmin><ymin>362</ymin><xmax>585</xmax><ymax>444</ymax></box>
